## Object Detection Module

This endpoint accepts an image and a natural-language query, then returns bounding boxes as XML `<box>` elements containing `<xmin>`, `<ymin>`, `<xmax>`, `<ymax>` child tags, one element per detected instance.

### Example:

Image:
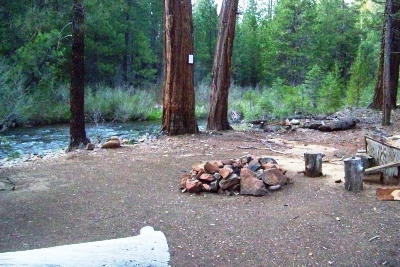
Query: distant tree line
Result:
<box><xmin>0</xmin><ymin>0</ymin><xmax>387</xmax><ymax>129</ymax></box>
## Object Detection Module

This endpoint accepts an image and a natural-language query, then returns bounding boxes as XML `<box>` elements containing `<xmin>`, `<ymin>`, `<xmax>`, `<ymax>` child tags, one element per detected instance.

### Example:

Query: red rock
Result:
<box><xmin>196</xmin><ymin>169</ymin><xmax>205</xmax><ymax>178</ymax></box>
<box><xmin>262</xmin><ymin>162</ymin><xmax>287</xmax><ymax>175</ymax></box>
<box><xmin>219</xmin><ymin>168</ymin><xmax>233</xmax><ymax>179</ymax></box>
<box><xmin>262</xmin><ymin>169</ymin><xmax>288</xmax><ymax>186</ymax></box>
<box><xmin>180</xmin><ymin>174</ymin><xmax>191</xmax><ymax>189</ymax></box>
<box><xmin>198</xmin><ymin>173</ymin><xmax>216</xmax><ymax>182</ymax></box>
<box><xmin>101</xmin><ymin>139</ymin><xmax>121</xmax><ymax>149</ymax></box>
<box><xmin>240</xmin><ymin>168</ymin><xmax>267</xmax><ymax>196</ymax></box>
<box><xmin>219</xmin><ymin>174</ymin><xmax>240</xmax><ymax>190</ymax></box>
<box><xmin>262</xmin><ymin>162</ymin><xmax>277</xmax><ymax>170</ymax></box>
<box><xmin>202</xmin><ymin>184</ymin><xmax>211</xmax><ymax>191</ymax></box>
<box><xmin>192</xmin><ymin>163</ymin><xmax>204</xmax><ymax>172</ymax></box>
<box><xmin>215</xmin><ymin>161</ymin><xmax>224</xmax><ymax>168</ymax></box>
<box><xmin>261</xmin><ymin>170</ymin><xmax>279</xmax><ymax>185</ymax></box>
<box><xmin>204</xmin><ymin>161</ymin><xmax>220</xmax><ymax>174</ymax></box>
<box><xmin>186</xmin><ymin>179</ymin><xmax>203</xmax><ymax>193</ymax></box>
<box><xmin>221</xmin><ymin>159</ymin><xmax>234</xmax><ymax>165</ymax></box>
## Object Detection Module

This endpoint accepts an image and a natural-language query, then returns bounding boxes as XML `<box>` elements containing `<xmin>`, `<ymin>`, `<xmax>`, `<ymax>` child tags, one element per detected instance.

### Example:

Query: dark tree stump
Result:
<box><xmin>304</xmin><ymin>152</ymin><xmax>325</xmax><ymax>177</ymax></box>
<box><xmin>344</xmin><ymin>157</ymin><xmax>364</xmax><ymax>192</ymax></box>
<box><xmin>355</xmin><ymin>152</ymin><xmax>374</xmax><ymax>170</ymax></box>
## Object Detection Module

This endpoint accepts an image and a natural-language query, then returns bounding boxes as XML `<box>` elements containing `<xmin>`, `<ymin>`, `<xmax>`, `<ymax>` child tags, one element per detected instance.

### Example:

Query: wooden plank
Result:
<box><xmin>376</xmin><ymin>187</ymin><xmax>400</xmax><ymax>201</ymax></box>
<box><xmin>365</xmin><ymin>135</ymin><xmax>400</xmax><ymax>150</ymax></box>
<box><xmin>364</xmin><ymin>161</ymin><xmax>400</xmax><ymax>174</ymax></box>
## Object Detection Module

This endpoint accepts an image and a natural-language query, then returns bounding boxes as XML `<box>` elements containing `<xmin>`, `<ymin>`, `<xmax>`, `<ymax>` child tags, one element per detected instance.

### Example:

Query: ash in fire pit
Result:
<box><xmin>179</xmin><ymin>155</ymin><xmax>290</xmax><ymax>196</ymax></box>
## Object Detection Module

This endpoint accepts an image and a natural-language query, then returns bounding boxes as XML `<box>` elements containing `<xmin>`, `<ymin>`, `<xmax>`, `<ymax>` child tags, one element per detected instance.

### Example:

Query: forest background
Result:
<box><xmin>0</xmin><ymin>0</ymin><xmax>384</xmax><ymax>129</ymax></box>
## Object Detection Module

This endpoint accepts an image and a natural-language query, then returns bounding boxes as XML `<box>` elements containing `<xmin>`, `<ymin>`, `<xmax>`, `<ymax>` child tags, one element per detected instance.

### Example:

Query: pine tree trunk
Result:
<box><xmin>370</xmin><ymin>0</ymin><xmax>400</xmax><ymax>111</ymax></box>
<box><xmin>124</xmin><ymin>0</ymin><xmax>133</xmax><ymax>86</ymax></box>
<box><xmin>370</xmin><ymin>30</ymin><xmax>384</xmax><ymax>110</ymax></box>
<box><xmin>162</xmin><ymin>0</ymin><xmax>198</xmax><ymax>135</ymax></box>
<box><xmin>382</xmin><ymin>0</ymin><xmax>394</xmax><ymax>125</ymax></box>
<box><xmin>206</xmin><ymin>0</ymin><xmax>239</xmax><ymax>131</ymax></box>
<box><xmin>390</xmin><ymin>2</ymin><xmax>400</xmax><ymax>107</ymax></box>
<box><xmin>69</xmin><ymin>0</ymin><xmax>90</xmax><ymax>151</ymax></box>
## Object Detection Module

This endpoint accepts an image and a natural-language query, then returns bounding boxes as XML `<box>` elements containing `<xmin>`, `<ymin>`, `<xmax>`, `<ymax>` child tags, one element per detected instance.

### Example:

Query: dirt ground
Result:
<box><xmin>0</xmin><ymin>108</ymin><xmax>400</xmax><ymax>267</ymax></box>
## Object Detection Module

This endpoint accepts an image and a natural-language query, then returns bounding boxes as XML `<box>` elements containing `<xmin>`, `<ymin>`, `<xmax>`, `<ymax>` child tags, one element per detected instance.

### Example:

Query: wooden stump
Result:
<box><xmin>304</xmin><ymin>152</ymin><xmax>325</xmax><ymax>177</ymax></box>
<box><xmin>356</xmin><ymin>152</ymin><xmax>374</xmax><ymax>170</ymax></box>
<box><xmin>344</xmin><ymin>157</ymin><xmax>364</xmax><ymax>192</ymax></box>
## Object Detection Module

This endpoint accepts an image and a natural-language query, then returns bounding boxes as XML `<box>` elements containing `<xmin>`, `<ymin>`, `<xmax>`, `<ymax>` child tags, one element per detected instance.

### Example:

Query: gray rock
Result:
<box><xmin>248</xmin><ymin>158</ymin><xmax>262</xmax><ymax>172</ymax></box>
<box><xmin>213</xmin><ymin>173</ymin><xmax>222</xmax><ymax>181</ymax></box>
<box><xmin>209</xmin><ymin>180</ymin><xmax>219</xmax><ymax>193</ymax></box>
<box><xmin>268</xmin><ymin>184</ymin><xmax>281</xmax><ymax>191</ymax></box>
<box><xmin>219</xmin><ymin>173</ymin><xmax>240</xmax><ymax>190</ymax></box>
<box><xmin>255</xmin><ymin>169</ymin><xmax>264</xmax><ymax>179</ymax></box>
<box><xmin>86</xmin><ymin>143</ymin><xmax>95</xmax><ymax>150</ymax></box>
<box><xmin>259</xmin><ymin>157</ymin><xmax>278</xmax><ymax>165</ymax></box>
<box><xmin>0</xmin><ymin>178</ymin><xmax>15</xmax><ymax>191</ymax></box>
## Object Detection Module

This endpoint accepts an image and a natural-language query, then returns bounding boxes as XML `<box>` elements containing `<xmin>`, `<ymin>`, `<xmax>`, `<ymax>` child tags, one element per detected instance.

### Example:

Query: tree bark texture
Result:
<box><xmin>344</xmin><ymin>157</ymin><xmax>364</xmax><ymax>192</ymax></box>
<box><xmin>370</xmin><ymin>1</ymin><xmax>400</xmax><ymax>111</ymax></box>
<box><xmin>382</xmin><ymin>0</ymin><xmax>394</xmax><ymax>125</ymax></box>
<box><xmin>162</xmin><ymin>0</ymin><xmax>198</xmax><ymax>135</ymax></box>
<box><xmin>317</xmin><ymin>118</ymin><xmax>359</xmax><ymax>132</ymax></box>
<box><xmin>206</xmin><ymin>0</ymin><xmax>239</xmax><ymax>131</ymax></box>
<box><xmin>365</xmin><ymin>135</ymin><xmax>400</xmax><ymax>184</ymax></box>
<box><xmin>124</xmin><ymin>0</ymin><xmax>133</xmax><ymax>85</ymax></box>
<box><xmin>304</xmin><ymin>152</ymin><xmax>325</xmax><ymax>177</ymax></box>
<box><xmin>370</xmin><ymin>29</ymin><xmax>385</xmax><ymax>110</ymax></box>
<box><xmin>69</xmin><ymin>0</ymin><xmax>90</xmax><ymax>151</ymax></box>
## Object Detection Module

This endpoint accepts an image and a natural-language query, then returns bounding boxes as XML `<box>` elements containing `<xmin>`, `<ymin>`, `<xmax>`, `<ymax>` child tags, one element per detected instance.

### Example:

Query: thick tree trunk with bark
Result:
<box><xmin>162</xmin><ymin>0</ymin><xmax>198</xmax><ymax>135</ymax></box>
<box><xmin>206</xmin><ymin>0</ymin><xmax>239</xmax><ymax>131</ymax></box>
<box><xmin>382</xmin><ymin>0</ymin><xmax>395</xmax><ymax>125</ymax></box>
<box><xmin>68</xmin><ymin>0</ymin><xmax>90</xmax><ymax>151</ymax></box>
<box><xmin>370</xmin><ymin>30</ymin><xmax>385</xmax><ymax>110</ymax></box>
<box><xmin>370</xmin><ymin>1</ymin><xmax>400</xmax><ymax>112</ymax></box>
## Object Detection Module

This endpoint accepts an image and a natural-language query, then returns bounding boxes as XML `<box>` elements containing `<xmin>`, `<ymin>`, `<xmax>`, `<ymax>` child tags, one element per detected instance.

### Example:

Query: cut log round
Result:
<box><xmin>344</xmin><ymin>157</ymin><xmax>364</xmax><ymax>192</ymax></box>
<box><xmin>304</xmin><ymin>152</ymin><xmax>325</xmax><ymax>177</ymax></box>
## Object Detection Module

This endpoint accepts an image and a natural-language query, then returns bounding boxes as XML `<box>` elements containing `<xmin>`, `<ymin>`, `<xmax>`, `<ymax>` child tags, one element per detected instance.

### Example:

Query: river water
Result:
<box><xmin>0</xmin><ymin>121</ymin><xmax>208</xmax><ymax>160</ymax></box>
<box><xmin>0</xmin><ymin>121</ymin><xmax>165</xmax><ymax>159</ymax></box>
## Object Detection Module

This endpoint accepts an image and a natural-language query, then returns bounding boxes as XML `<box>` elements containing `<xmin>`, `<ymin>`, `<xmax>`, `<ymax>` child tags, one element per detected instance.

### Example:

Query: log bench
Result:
<box><xmin>364</xmin><ymin>161</ymin><xmax>400</xmax><ymax>184</ymax></box>
<box><xmin>364</xmin><ymin>161</ymin><xmax>400</xmax><ymax>174</ymax></box>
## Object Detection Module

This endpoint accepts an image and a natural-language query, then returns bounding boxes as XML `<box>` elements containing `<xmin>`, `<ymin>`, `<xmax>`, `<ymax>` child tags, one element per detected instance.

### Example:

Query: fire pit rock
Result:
<box><xmin>179</xmin><ymin>155</ymin><xmax>290</xmax><ymax>196</ymax></box>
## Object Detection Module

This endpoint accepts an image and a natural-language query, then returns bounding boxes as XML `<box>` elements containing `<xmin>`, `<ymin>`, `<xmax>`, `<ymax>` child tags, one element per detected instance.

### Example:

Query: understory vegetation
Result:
<box><xmin>0</xmin><ymin>75</ymin><xmax>376</xmax><ymax>129</ymax></box>
<box><xmin>0</xmin><ymin>0</ymin><xmax>383</xmax><ymax>131</ymax></box>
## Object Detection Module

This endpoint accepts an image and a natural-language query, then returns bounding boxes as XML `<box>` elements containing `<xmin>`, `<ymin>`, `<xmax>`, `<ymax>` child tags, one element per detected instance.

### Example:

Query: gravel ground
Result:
<box><xmin>0</xmin><ymin>108</ymin><xmax>400</xmax><ymax>267</ymax></box>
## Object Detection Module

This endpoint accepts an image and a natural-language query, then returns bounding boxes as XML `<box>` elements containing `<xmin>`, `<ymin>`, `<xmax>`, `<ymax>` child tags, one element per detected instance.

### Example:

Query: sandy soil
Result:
<box><xmin>0</xmin><ymin>108</ymin><xmax>399</xmax><ymax>267</ymax></box>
